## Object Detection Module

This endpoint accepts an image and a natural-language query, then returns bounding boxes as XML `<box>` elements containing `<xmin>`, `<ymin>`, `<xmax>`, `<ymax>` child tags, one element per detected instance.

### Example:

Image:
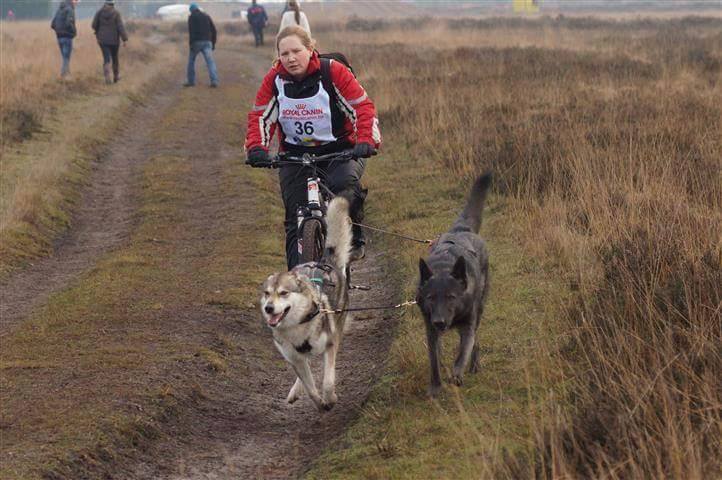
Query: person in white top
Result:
<box><xmin>279</xmin><ymin>0</ymin><xmax>310</xmax><ymax>35</ymax></box>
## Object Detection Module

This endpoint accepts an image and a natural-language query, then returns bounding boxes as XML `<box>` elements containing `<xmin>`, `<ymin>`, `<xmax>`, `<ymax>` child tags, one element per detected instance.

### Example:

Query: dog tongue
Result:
<box><xmin>268</xmin><ymin>313</ymin><xmax>283</xmax><ymax>326</ymax></box>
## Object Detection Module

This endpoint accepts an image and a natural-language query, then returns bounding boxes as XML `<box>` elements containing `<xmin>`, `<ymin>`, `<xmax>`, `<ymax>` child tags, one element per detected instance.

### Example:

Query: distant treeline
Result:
<box><xmin>1</xmin><ymin>0</ymin><xmax>52</xmax><ymax>19</ymax></box>
<box><xmin>345</xmin><ymin>14</ymin><xmax>722</xmax><ymax>32</ymax></box>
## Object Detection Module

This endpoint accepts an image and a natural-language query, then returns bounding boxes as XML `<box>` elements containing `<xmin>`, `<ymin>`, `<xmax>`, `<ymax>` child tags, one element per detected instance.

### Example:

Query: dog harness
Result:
<box><xmin>289</xmin><ymin>262</ymin><xmax>331</xmax><ymax>328</ymax></box>
<box><xmin>434</xmin><ymin>239</ymin><xmax>478</xmax><ymax>258</ymax></box>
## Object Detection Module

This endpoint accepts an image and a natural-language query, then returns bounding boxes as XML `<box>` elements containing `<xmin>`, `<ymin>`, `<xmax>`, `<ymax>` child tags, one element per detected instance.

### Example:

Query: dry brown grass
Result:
<box><xmin>317</xmin><ymin>16</ymin><xmax>721</xmax><ymax>478</ymax></box>
<box><xmin>0</xmin><ymin>20</ymin><xmax>182</xmax><ymax>275</ymax></box>
<box><xmin>0</xmin><ymin>21</ymin><xmax>163</xmax><ymax>141</ymax></box>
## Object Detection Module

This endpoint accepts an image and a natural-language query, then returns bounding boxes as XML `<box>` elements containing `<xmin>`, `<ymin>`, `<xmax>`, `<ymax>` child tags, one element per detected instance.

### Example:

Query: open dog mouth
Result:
<box><xmin>267</xmin><ymin>306</ymin><xmax>291</xmax><ymax>327</ymax></box>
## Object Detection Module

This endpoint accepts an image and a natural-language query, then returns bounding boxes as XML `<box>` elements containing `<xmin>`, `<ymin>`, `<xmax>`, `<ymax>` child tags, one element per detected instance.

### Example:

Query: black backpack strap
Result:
<box><xmin>320</xmin><ymin>57</ymin><xmax>349</xmax><ymax>139</ymax></box>
<box><xmin>319</xmin><ymin>57</ymin><xmax>337</xmax><ymax>108</ymax></box>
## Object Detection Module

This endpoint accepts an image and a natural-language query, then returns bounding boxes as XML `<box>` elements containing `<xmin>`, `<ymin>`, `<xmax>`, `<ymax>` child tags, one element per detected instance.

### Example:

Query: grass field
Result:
<box><xmin>1</xmin><ymin>13</ymin><xmax>720</xmax><ymax>479</ymax></box>
<box><xmin>307</xmin><ymin>15</ymin><xmax>721</xmax><ymax>478</ymax></box>
<box><xmin>0</xmin><ymin>20</ymin><xmax>183</xmax><ymax>277</ymax></box>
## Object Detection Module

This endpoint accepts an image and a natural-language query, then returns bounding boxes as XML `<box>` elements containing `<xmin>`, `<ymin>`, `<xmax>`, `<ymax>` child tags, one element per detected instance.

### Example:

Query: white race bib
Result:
<box><xmin>276</xmin><ymin>76</ymin><xmax>337</xmax><ymax>147</ymax></box>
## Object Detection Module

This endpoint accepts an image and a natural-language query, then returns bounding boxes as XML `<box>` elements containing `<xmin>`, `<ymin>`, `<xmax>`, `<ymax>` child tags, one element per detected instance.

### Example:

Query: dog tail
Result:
<box><xmin>451</xmin><ymin>171</ymin><xmax>492</xmax><ymax>234</ymax></box>
<box><xmin>323</xmin><ymin>197</ymin><xmax>352</xmax><ymax>271</ymax></box>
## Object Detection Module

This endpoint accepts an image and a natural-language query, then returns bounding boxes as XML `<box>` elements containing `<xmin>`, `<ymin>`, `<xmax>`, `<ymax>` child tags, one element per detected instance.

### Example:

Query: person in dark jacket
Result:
<box><xmin>246</xmin><ymin>0</ymin><xmax>268</xmax><ymax>47</ymax></box>
<box><xmin>92</xmin><ymin>1</ymin><xmax>129</xmax><ymax>84</ymax></box>
<box><xmin>50</xmin><ymin>0</ymin><xmax>78</xmax><ymax>79</ymax></box>
<box><xmin>185</xmin><ymin>3</ymin><xmax>219</xmax><ymax>88</ymax></box>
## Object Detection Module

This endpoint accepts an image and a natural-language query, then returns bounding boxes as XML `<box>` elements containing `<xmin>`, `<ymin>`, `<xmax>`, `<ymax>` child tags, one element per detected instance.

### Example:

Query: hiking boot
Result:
<box><xmin>103</xmin><ymin>64</ymin><xmax>112</xmax><ymax>85</ymax></box>
<box><xmin>350</xmin><ymin>222</ymin><xmax>366</xmax><ymax>262</ymax></box>
<box><xmin>210</xmin><ymin>83</ymin><xmax>219</xmax><ymax>88</ymax></box>
<box><xmin>183</xmin><ymin>82</ymin><xmax>195</xmax><ymax>87</ymax></box>
<box><xmin>349</xmin><ymin>243</ymin><xmax>366</xmax><ymax>262</ymax></box>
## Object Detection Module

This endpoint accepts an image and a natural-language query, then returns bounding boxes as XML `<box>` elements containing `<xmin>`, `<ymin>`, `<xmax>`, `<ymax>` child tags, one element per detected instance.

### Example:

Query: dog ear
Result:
<box><xmin>419</xmin><ymin>258</ymin><xmax>433</xmax><ymax>285</ymax></box>
<box><xmin>451</xmin><ymin>256</ymin><xmax>468</xmax><ymax>290</ymax></box>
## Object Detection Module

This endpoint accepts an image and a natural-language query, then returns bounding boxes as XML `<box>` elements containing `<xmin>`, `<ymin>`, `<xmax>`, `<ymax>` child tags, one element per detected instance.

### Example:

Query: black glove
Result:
<box><xmin>353</xmin><ymin>142</ymin><xmax>376</xmax><ymax>159</ymax></box>
<box><xmin>246</xmin><ymin>147</ymin><xmax>269</xmax><ymax>167</ymax></box>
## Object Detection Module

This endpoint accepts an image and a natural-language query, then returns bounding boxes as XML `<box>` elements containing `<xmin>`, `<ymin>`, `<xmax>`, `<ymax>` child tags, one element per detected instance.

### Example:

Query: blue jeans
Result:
<box><xmin>57</xmin><ymin>37</ymin><xmax>73</xmax><ymax>76</ymax></box>
<box><xmin>187</xmin><ymin>41</ymin><xmax>219</xmax><ymax>86</ymax></box>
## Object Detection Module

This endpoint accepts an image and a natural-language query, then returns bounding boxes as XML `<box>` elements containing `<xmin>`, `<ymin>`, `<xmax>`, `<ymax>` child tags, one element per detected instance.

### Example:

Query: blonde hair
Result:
<box><xmin>276</xmin><ymin>25</ymin><xmax>315</xmax><ymax>53</ymax></box>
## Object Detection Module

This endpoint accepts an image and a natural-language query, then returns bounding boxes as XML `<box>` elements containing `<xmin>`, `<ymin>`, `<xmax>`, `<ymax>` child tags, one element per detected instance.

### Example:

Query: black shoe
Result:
<box><xmin>349</xmin><ymin>244</ymin><xmax>365</xmax><ymax>262</ymax></box>
<box><xmin>183</xmin><ymin>82</ymin><xmax>195</xmax><ymax>87</ymax></box>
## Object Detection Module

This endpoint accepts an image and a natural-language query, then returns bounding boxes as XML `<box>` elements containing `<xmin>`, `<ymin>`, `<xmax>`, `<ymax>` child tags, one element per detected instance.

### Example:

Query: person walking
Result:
<box><xmin>246</xmin><ymin>0</ymin><xmax>268</xmax><ymax>47</ymax></box>
<box><xmin>279</xmin><ymin>0</ymin><xmax>310</xmax><ymax>35</ymax></box>
<box><xmin>92</xmin><ymin>1</ymin><xmax>129</xmax><ymax>84</ymax></box>
<box><xmin>245</xmin><ymin>26</ymin><xmax>381</xmax><ymax>268</ymax></box>
<box><xmin>185</xmin><ymin>3</ymin><xmax>219</xmax><ymax>88</ymax></box>
<box><xmin>50</xmin><ymin>0</ymin><xmax>78</xmax><ymax>79</ymax></box>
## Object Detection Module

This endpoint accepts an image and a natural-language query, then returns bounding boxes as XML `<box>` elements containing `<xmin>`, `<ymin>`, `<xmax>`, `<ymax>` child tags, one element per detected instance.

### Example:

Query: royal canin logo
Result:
<box><xmin>282</xmin><ymin>106</ymin><xmax>324</xmax><ymax>116</ymax></box>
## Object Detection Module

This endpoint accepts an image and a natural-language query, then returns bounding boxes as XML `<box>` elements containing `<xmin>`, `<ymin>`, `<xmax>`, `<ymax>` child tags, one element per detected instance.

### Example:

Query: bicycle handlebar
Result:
<box><xmin>253</xmin><ymin>149</ymin><xmax>357</xmax><ymax>169</ymax></box>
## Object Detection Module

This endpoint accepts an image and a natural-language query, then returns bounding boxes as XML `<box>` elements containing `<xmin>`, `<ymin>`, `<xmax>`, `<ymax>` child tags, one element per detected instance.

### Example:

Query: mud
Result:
<box><xmin>1</xmin><ymin>46</ymin><xmax>399</xmax><ymax>480</ymax></box>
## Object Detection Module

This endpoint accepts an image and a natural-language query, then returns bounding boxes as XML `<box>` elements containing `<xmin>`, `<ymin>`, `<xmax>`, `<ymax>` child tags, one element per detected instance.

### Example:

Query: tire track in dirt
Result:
<box><xmin>1</xmin><ymin>43</ymin><xmax>399</xmax><ymax>478</ymax></box>
<box><xmin>124</xmin><ymin>46</ymin><xmax>401</xmax><ymax>480</ymax></box>
<box><xmin>0</xmin><ymin>78</ymin><xmax>180</xmax><ymax>337</ymax></box>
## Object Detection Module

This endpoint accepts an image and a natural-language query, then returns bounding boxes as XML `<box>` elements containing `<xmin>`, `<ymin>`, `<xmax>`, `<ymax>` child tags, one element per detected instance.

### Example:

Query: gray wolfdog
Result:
<box><xmin>416</xmin><ymin>172</ymin><xmax>492</xmax><ymax>396</ymax></box>
<box><xmin>260</xmin><ymin>197</ymin><xmax>351</xmax><ymax>412</ymax></box>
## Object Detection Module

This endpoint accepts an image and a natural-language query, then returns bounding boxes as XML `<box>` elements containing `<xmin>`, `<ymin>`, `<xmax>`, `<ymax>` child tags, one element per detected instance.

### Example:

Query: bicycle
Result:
<box><xmin>258</xmin><ymin>149</ymin><xmax>357</xmax><ymax>265</ymax></box>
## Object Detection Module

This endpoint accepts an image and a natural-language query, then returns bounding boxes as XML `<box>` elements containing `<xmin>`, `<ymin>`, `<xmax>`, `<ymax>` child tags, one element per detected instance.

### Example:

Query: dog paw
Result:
<box><xmin>468</xmin><ymin>362</ymin><xmax>480</xmax><ymax>374</ymax></box>
<box><xmin>286</xmin><ymin>394</ymin><xmax>299</xmax><ymax>404</ymax></box>
<box><xmin>451</xmin><ymin>374</ymin><xmax>464</xmax><ymax>386</ymax></box>
<box><xmin>320</xmin><ymin>391</ymin><xmax>337</xmax><ymax>411</ymax></box>
<box><xmin>323</xmin><ymin>391</ymin><xmax>338</xmax><ymax>405</ymax></box>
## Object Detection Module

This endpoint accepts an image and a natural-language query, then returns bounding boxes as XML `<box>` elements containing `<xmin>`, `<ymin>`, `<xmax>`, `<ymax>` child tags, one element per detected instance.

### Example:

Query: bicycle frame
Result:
<box><xmin>267</xmin><ymin>150</ymin><xmax>356</xmax><ymax>262</ymax></box>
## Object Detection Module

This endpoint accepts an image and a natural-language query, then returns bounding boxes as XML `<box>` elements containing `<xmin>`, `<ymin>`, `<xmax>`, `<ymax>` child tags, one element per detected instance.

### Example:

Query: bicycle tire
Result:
<box><xmin>300</xmin><ymin>218</ymin><xmax>325</xmax><ymax>264</ymax></box>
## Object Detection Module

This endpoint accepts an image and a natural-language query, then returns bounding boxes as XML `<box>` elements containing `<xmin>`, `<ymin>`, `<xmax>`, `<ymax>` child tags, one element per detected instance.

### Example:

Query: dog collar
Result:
<box><xmin>299</xmin><ymin>302</ymin><xmax>320</xmax><ymax>324</ymax></box>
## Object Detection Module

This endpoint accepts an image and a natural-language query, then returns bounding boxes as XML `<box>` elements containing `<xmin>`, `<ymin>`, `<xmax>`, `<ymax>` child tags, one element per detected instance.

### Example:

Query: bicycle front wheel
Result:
<box><xmin>300</xmin><ymin>218</ymin><xmax>325</xmax><ymax>264</ymax></box>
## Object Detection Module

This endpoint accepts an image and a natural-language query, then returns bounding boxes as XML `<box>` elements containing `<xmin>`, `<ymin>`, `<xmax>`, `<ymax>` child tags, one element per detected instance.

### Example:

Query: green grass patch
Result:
<box><xmin>305</xmin><ymin>144</ymin><xmax>567</xmax><ymax>478</ymax></box>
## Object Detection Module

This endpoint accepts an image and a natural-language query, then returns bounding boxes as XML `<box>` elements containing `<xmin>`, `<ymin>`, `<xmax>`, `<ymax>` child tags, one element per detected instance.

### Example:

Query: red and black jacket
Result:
<box><xmin>245</xmin><ymin>52</ymin><xmax>381</xmax><ymax>155</ymax></box>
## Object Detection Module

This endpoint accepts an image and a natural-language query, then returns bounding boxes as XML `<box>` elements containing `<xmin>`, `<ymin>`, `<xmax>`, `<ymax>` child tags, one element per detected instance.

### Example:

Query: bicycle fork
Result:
<box><xmin>296</xmin><ymin>177</ymin><xmax>323</xmax><ymax>259</ymax></box>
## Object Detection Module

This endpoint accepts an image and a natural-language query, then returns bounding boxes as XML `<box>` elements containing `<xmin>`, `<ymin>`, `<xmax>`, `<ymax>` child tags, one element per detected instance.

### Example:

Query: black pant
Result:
<box><xmin>251</xmin><ymin>26</ymin><xmax>264</xmax><ymax>46</ymax></box>
<box><xmin>279</xmin><ymin>158</ymin><xmax>366</xmax><ymax>269</ymax></box>
<box><xmin>99</xmin><ymin>43</ymin><xmax>119</xmax><ymax>79</ymax></box>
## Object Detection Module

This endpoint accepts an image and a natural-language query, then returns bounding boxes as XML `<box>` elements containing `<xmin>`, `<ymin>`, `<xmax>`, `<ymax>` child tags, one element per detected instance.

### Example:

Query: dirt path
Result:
<box><xmin>127</xmin><ymin>47</ymin><xmax>400</xmax><ymax>480</ymax></box>
<box><xmin>1</xmin><ymin>45</ymin><xmax>398</xmax><ymax>479</ymax></box>
<box><xmin>0</xmin><ymin>78</ymin><xmax>180</xmax><ymax>337</ymax></box>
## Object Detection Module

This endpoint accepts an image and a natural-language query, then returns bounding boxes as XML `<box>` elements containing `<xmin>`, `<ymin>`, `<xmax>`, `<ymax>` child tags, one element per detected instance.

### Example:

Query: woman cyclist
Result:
<box><xmin>245</xmin><ymin>26</ymin><xmax>381</xmax><ymax>269</ymax></box>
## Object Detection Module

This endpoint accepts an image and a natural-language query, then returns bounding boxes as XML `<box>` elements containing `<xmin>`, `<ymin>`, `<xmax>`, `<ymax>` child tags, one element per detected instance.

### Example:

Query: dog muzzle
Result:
<box><xmin>266</xmin><ymin>306</ymin><xmax>290</xmax><ymax>327</ymax></box>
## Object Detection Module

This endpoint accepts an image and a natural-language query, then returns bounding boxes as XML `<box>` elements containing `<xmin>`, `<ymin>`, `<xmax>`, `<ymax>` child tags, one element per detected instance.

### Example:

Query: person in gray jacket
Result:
<box><xmin>92</xmin><ymin>1</ymin><xmax>128</xmax><ymax>84</ymax></box>
<box><xmin>50</xmin><ymin>0</ymin><xmax>78</xmax><ymax>79</ymax></box>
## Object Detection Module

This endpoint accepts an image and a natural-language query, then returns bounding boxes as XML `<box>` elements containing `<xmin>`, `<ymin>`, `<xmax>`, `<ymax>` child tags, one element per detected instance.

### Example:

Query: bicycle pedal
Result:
<box><xmin>350</xmin><ymin>284</ymin><xmax>371</xmax><ymax>291</ymax></box>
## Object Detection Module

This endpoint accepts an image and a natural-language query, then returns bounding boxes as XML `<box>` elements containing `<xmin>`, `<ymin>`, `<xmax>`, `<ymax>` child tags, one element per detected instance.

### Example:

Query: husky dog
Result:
<box><xmin>416</xmin><ymin>172</ymin><xmax>492</xmax><ymax>396</ymax></box>
<box><xmin>261</xmin><ymin>197</ymin><xmax>351</xmax><ymax>412</ymax></box>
